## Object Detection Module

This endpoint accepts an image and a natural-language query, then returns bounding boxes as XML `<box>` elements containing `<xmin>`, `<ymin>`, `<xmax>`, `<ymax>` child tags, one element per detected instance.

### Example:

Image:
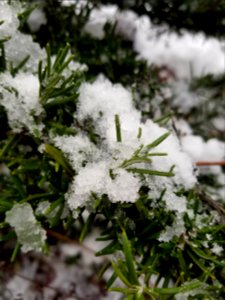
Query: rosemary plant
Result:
<box><xmin>0</xmin><ymin>1</ymin><xmax>225</xmax><ymax>299</ymax></box>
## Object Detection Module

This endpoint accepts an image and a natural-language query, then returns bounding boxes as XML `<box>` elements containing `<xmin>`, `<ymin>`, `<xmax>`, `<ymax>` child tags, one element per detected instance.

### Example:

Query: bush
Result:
<box><xmin>0</xmin><ymin>1</ymin><xmax>225</xmax><ymax>299</ymax></box>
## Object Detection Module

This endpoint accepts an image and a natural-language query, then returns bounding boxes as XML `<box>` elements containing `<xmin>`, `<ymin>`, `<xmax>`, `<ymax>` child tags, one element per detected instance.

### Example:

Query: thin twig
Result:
<box><xmin>196</xmin><ymin>187</ymin><xmax>225</xmax><ymax>224</ymax></box>
<box><xmin>46</xmin><ymin>229</ymin><xmax>96</xmax><ymax>255</ymax></box>
<box><xmin>196</xmin><ymin>161</ymin><xmax>225</xmax><ymax>166</ymax></box>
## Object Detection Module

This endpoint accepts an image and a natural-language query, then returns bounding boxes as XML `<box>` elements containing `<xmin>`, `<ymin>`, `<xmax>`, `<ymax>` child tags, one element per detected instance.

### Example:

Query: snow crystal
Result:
<box><xmin>52</xmin><ymin>133</ymin><xmax>98</xmax><ymax>171</ymax></box>
<box><xmin>0</xmin><ymin>72</ymin><xmax>44</xmax><ymax>134</ymax></box>
<box><xmin>211</xmin><ymin>244</ymin><xmax>223</xmax><ymax>256</ymax></box>
<box><xmin>27</xmin><ymin>8</ymin><xmax>47</xmax><ymax>32</ymax></box>
<box><xmin>106</xmin><ymin>168</ymin><xmax>140</xmax><ymax>203</ymax></box>
<box><xmin>158</xmin><ymin>215</ymin><xmax>185</xmax><ymax>242</ymax></box>
<box><xmin>5</xmin><ymin>203</ymin><xmax>46</xmax><ymax>252</ymax></box>
<box><xmin>164</xmin><ymin>192</ymin><xmax>187</xmax><ymax>214</ymax></box>
<box><xmin>175</xmin><ymin>288</ymin><xmax>203</xmax><ymax>300</ymax></box>
<box><xmin>66</xmin><ymin>161</ymin><xmax>109</xmax><ymax>211</ymax></box>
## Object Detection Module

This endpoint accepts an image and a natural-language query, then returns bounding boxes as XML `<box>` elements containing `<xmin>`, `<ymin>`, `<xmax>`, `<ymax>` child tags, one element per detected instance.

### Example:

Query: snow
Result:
<box><xmin>84</xmin><ymin>5</ymin><xmax>118</xmax><ymax>39</ymax></box>
<box><xmin>104</xmin><ymin>168</ymin><xmax>141</xmax><ymax>203</ymax></box>
<box><xmin>27</xmin><ymin>8</ymin><xmax>47</xmax><ymax>32</ymax></box>
<box><xmin>0</xmin><ymin>1</ymin><xmax>45</xmax><ymax>72</ymax></box>
<box><xmin>5</xmin><ymin>31</ymin><xmax>45</xmax><ymax>72</ymax></box>
<box><xmin>0</xmin><ymin>72</ymin><xmax>44</xmax><ymax>134</ymax></box>
<box><xmin>61</xmin><ymin>77</ymin><xmax>197</xmax><ymax>213</ymax></box>
<box><xmin>171</xmin><ymin>80</ymin><xmax>207</xmax><ymax>113</ymax></box>
<box><xmin>212</xmin><ymin>117</ymin><xmax>225</xmax><ymax>132</ymax></box>
<box><xmin>158</xmin><ymin>215</ymin><xmax>185</xmax><ymax>242</ymax></box>
<box><xmin>52</xmin><ymin>133</ymin><xmax>98</xmax><ymax>171</ymax></box>
<box><xmin>181</xmin><ymin>135</ymin><xmax>225</xmax><ymax>162</ymax></box>
<box><xmin>84</xmin><ymin>5</ymin><xmax>225</xmax><ymax>79</ymax></box>
<box><xmin>134</xmin><ymin>21</ymin><xmax>225</xmax><ymax>79</ymax></box>
<box><xmin>0</xmin><ymin>1</ymin><xmax>19</xmax><ymax>38</ymax></box>
<box><xmin>211</xmin><ymin>244</ymin><xmax>223</xmax><ymax>256</ymax></box>
<box><xmin>5</xmin><ymin>203</ymin><xmax>47</xmax><ymax>253</ymax></box>
<box><xmin>67</xmin><ymin>161</ymin><xmax>109</xmax><ymax>211</ymax></box>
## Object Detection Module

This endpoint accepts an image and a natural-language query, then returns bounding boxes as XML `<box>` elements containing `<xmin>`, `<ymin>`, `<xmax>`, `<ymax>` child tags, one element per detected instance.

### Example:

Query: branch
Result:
<box><xmin>196</xmin><ymin>161</ymin><xmax>225</xmax><ymax>166</ymax></box>
<box><xmin>196</xmin><ymin>187</ymin><xmax>225</xmax><ymax>224</ymax></box>
<box><xmin>46</xmin><ymin>229</ymin><xmax>95</xmax><ymax>255</ymax></box>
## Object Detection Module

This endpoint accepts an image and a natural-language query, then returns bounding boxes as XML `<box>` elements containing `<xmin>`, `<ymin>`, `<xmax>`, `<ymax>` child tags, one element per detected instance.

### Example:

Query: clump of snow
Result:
<box><xmin>5</xmin><ymin>203</ymin><xmax>46</xmax><ymax>252</ymax></box>
<box><xmin>0</xmin><ymin>1</ymin><xmax>19</xmax><ymax>38</ymax></box>
<box><xmin>27</xmin><ymin>8</ymin><xmax>47</xmax><ymax>32</ymax></box>
<box><xmin>0</xmin><ymin>163</ymin><xmax>10</xmax><ymax>176</ymax></box>
<box><xmin>66</xmin><ymin>161</ymin><xmax>140</xmax><ymax>212</ymax></box>
<box><xmin>181</xmin><ymin>135</ymin><xmax>225</xmax><ymax>162</ymax></box>
<box><xmin>134</xmin><ymin>19</ymin><xmax>225</xmax><ymax>79</ymax></box>
<box><xmin>67</xmin><ymin>161</ymin><xmax>109</xmax><ymax>211</ymax></box>
<box><xmin>77</xmin><ymin>76</ymin><xmax>141</xmax><ymax>146</ymax></box>
<box><xmin>212</xmin><ymin>117</ymin><xmax>225</xmax><ymax>132</ymax></box>
<box><xmin>115</xmin><ymin>10</ymin><xmax>139</xmax><ymax>40</ymax></box>
<box><xmin>105</xmin><ymin>168</ymin><xmax>140</xmax><ymax>203</ymax></box>
<box><xmin>84</xmin><ymin>5</ymin><xmax>225</xmax><ymax>79</ymax></box>
<box><xmin>0</xmin><ymin>72</ymin><xmax>44</xmax><ymax>134</ymax></box>
<box><xmin>84</xmin><ymin>5</ymin><xmax>118</xmax><ymax>39</ymax></box>
<box><xmin>5</xmin><ymin>31</ymin><xmax>45</xmax><ymax>72</ymax></box>
<box><xmin>158</xmin><ymin>215</ymin><xmax>185</xmax><ymax>242</ymax></box>
<box><xmin>0</xmin><ymin>1</ymin><xmax>45</xmax><ymax>72</ymax></box>
<box><xmin>52</xmin><ymin>133</ymin><xmax>98</xmax><ymax>171</ymax></box>
<box><xmin>63</xmin><ymin>77</ymin><xmax>196</xmax><ymax>214</ymax></box>
<box><xmin>211</xmin><ymin>244</ymin><xmax>223</xmax><ymax>256</ymax></box>
<box><xmin>61</xmin><ymin>0</ymin><xmax>77</xmax><ymax>6</ymax></box>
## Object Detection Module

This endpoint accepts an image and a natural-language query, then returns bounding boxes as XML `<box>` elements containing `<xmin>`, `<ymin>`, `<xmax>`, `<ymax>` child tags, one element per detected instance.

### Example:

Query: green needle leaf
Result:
<box><xmin>145</xmin><ymin>132</ymin><xmax>170</xmax><ymax>151</ymax></box>
<box><xmin>127</xmin><ymin>168</ymin><xmax>175</xmax><ymax>177</ymax></box>
<box><xmin>115</xmin><ymin>114</ymin><xmax>122</xmax><ymax>142</ymax></box>
<box><xmin>122</xmin><ymin>230</ymin><xmax>139</xmax><ymax>285</ymax></box>
<box><xmin>45</xmin><ymin>144</ymin><xmax>73</xmax><ymax>176</ymax></box>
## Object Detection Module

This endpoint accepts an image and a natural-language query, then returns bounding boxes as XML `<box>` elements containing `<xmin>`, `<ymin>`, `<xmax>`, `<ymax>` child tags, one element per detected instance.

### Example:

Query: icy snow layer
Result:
<box><xmin>0</xmin><ymin>72</ymin><xmax>44</xmax><ymax>134</ymax></box>
<box><xmin>182</xmin><ymin>136</ymin><xmax>225</xmax><ymax>163</ymax></box>
<box><xmin>175</xmin><ymin>122</ymin><xmax>225</xmax><ymax>201</ymax></box>
<box><xmin>5</xmin><ymin>203</ymin><xmax>46</xmax><ymax>253</ymax></box>
<box><xmin>54</xmin><ymin>77</ymin><xmax>196</xmax><ymax>214</ymax></box>
<box><xmin>84</xmin><ymin>5</ymin><xmax>225</xmax><ymax>79</ymax></box>
<box><xmin>0</xmin><ymin>1</ymin><xmax>45</xmax><ymax>72</ymax></box>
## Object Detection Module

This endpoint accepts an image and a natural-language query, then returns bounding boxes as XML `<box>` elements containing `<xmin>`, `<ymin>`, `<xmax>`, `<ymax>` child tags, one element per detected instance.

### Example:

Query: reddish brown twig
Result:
<box><xmin>196</xmin><ymin>161</ymin><xmax>225</xmax><ymax>166</ymax></box>
<box><xmin>46</xmin><ymin>229</ymin><xmax>95</xmax><ymax>255</ymax></box>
